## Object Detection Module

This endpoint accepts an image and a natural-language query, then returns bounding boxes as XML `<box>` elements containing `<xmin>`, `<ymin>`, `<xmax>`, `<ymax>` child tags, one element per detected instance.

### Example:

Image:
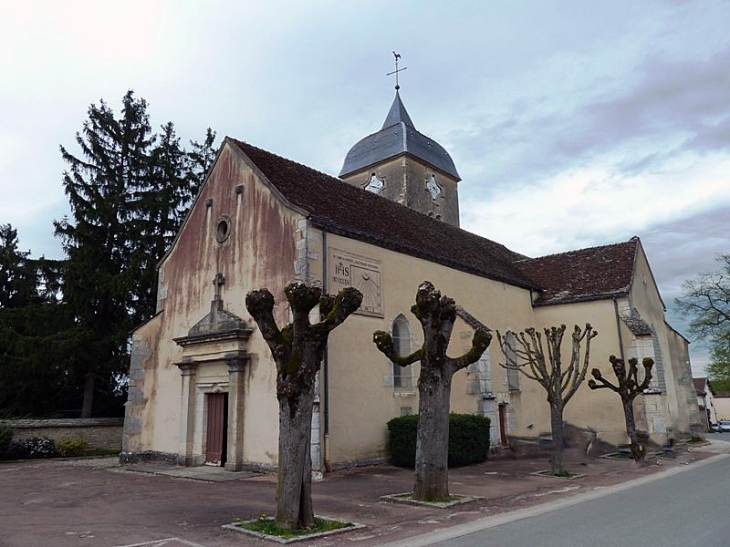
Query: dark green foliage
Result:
<box><xmin>51</xmin><ymin>91</ymin><xmax>216</xmax><ymax>417</ymax></box>
<box><xmin>677</xmin><ymin>254</ymin><xmax>730</xmax><ymax>392</ymax></box>
<box><xmin>707</xmin><ymin>333</ymin><xmax>730</xmax><ymax>393</ymax></box>
<box><xmin>0</xmin><ymin>423</ymin><xmax>12</xmax><ymax>456</ymax></box>
<box><xmin>0</xmin><ymin>225</ymin><xmax>82</xmax><ymax>416</ymax></box>
<box><xmin>0</xmin><ymin>101</ymin><xmax>211</xmax><ymax>418</ymax></box>
<box><xmin>448</xmin><ymin>414</ymin><xmax>492</xmax><ymax>467</ymax></box>
<box><xmin>1</xmin><ymin>94</ymin><xmax>215</xmax><ymax>419</ymax></box>
<box><xmin>0</xmin><ymin>224</ymin><xmax>40</xmax><ymax>309</ymax></box>
<box><xmin>54</xmin><ymin>91</ymin><xmax>154</xmax><ymax>417</ymax></box>
<box><xmin>387</xmin><ymin>414</ymin><xmax>419</xmax><ymax>467</ymax></box>
<box><xmin>387</xmin><ymin>413</ymin><xmax>490</xmax><ymax>468</ymax></box>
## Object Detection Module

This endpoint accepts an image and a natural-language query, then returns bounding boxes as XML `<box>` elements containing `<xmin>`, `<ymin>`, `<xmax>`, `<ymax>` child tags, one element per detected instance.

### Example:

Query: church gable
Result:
<box><xmin>155</xmin><ymin>141</ymin><xmax>302</xmax><ymax>322</ymax></box>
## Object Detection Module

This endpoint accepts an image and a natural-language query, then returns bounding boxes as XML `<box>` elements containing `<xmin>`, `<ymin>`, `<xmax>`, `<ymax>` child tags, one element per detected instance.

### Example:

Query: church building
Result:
<box><xmin>121</xmin><ymin>90</ymin><xmax>702</xmax><ymax>472</ymax></box>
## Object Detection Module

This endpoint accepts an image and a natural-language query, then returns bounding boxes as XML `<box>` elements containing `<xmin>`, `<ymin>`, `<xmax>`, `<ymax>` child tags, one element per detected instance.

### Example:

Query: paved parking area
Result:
<box><xmin>1</xmin><ymin>442</ymin><xmax>725</xmax><ymax>547</ymax></box>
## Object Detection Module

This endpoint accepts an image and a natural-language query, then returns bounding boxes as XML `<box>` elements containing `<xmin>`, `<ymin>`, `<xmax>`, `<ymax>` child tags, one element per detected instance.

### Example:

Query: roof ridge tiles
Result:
<box><xmin>516</xmin><ymin>236</ymin><xmax>639</xmax><ymax>263</ymax></box>
<box><xmin>230</xmin><ymin>138</ymin><xmax>535</xmax><ymax>290</ymax></box>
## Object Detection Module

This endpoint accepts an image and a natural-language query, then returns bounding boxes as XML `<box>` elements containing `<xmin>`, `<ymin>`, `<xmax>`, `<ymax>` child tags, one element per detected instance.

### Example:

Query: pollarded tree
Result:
<box><xmin>498</xmin><ymin>324</ymin><xmax>597</xmax><ymax>475</ymax></box>
<box><xmin>588</xmin><ymin>356</ymin><xmax>654</xmax><ymax>462</ymax></box>
<box><xmin>373</xmin><ymin>281</ymin><xmax>491</xmax><ymax>501</ymax></box>
<box><xmin>245</xmin><ymin>283</ymin><xmax>362</xmax><ymax>531</ymax></box>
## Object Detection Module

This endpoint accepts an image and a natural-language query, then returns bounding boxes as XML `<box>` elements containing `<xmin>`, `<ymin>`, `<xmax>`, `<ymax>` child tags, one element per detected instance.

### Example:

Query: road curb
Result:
<box><xmin>381</xmin><ymin>452</ymin><xmax>730</xmax><ymax>547</ymax></box>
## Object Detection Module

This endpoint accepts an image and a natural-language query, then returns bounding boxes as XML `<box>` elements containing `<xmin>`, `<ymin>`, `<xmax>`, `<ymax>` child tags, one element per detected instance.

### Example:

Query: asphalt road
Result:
<box><xmin>431</xmin><ymin>454</ymin><xmax>730</xmax><ymax>547</ymax></box>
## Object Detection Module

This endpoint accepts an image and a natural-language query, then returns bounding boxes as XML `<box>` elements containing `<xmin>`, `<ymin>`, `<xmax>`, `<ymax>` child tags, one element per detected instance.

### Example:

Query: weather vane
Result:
<box><xmin>387</xmin><ymin>51</ymin><xmax>407</xmax><ymax>90</ymax></box>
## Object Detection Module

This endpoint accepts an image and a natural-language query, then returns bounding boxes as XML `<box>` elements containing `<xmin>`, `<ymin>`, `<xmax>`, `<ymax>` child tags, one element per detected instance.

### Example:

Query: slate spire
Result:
<box><xmin>382</xmin><ymin>90</ymin><xmax>415</xmax><ymax>130</ymax></box>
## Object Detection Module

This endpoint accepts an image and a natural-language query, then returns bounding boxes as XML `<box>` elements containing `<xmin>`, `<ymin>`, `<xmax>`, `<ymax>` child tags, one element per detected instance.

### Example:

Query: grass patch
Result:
<box><xmin>380</xmin><ymin>491</ymin><xmax>482</xmax><ymax>508</ymax></box>
<box><xmin>531</xmin><ymin>469</ymin><xmax>585</xmax><ymax>479</ymax></box>
<box><xmin>235</xmin><ymin>516</ymin><xmax>351</xmax><ymax>540</ymax></box>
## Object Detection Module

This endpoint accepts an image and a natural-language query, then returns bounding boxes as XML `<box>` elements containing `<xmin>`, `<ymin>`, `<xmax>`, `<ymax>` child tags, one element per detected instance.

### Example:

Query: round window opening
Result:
<box><xmin>215</xmin><ymin>215</ymin><xmax>231</xmax><ymax>243</ymax></box>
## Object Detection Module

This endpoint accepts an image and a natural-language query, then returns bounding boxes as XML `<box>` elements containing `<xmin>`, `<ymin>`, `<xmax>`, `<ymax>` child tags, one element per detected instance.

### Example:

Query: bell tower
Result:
<box><xmin>339</xmin><ymin>56</ymin><xmax>461</xmax><ymax>226</ymax></box>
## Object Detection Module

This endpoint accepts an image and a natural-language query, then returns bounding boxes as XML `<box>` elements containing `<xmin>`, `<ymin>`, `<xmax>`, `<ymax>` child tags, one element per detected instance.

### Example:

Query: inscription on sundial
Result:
<box><xmin>328</xmin><ymin>248</ymin><xmax>383</xmax><ymax>317</ymax></box>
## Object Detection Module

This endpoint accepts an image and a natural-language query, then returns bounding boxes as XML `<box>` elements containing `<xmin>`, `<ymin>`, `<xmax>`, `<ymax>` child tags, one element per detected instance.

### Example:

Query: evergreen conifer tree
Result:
<box><xmin>0</xmin><ymin>225</ymin><xmax>79</xmax><ymax>416</ymax></box>
<box><xmin>53</xmin><ymin>91</ymin><xmax>217</xmax><ymax>417</ymax></box>
<box><xmin>55</xmin><ymin>91</ymin><xmax>155</xmax><ymax>417</ymax></box>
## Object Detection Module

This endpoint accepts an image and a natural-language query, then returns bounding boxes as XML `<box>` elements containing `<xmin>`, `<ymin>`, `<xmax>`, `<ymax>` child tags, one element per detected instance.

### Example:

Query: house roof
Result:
<box><xmin>515</xmin><ymin>238</ymin><xmax>639</xmax><ymax>306</ymax></box>
<box><xmin>339</xmin><ymin>91</ymin><xmax>461</xmax><ymax>181</ymax></box>
<box><xmin>226</xmin><ymin>138</ymin><xmax>648</xmax><ymax>307</ymax></box>
<box><xmin>694</xmin><ymin>377</ymin><xmax>707</xmax><ymax>396</ymax></box>
<box><xmin>231</xmin><ymin>139</ymin><xmax>533</xmax><ymax>289</ymax></box>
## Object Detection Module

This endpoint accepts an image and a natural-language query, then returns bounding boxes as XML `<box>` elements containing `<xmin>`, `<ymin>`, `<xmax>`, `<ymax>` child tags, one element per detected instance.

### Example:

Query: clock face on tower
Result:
<box><xmin>426</xmin><ymin>174</ymin><xmax>442</xmax><ymax>200</ymax></box>
<box><xmin>365</xmin><ymin>174</ymin><xmax>385</xmax><ymax>194</ymax></box>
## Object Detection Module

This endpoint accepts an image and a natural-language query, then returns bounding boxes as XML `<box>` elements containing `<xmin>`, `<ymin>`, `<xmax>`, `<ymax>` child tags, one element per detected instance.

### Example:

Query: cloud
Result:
<box><xmin>460</xmin><ymin>151</ymin><xmax>730</xmax><ymax>257</ymax></box>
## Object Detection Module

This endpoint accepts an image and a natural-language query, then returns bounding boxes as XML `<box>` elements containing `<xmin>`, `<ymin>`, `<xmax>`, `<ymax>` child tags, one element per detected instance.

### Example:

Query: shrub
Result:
<box><xmin>387</xmin><ymin>413</ymin><xmax>490</xmax><ymax>468</ymax></box>
<box><xmin>8</xmin><ymin>437</ymin><xmax>56</xmax><ymax>459</ymax></box>
<box><xmin>0</xmin><ymin>424</ymin><xmax>13</xmax><ymax>457</ymax></box>
<box><xmin>57</xmin><ymin>437</ymin><xmax>89</xmax><ymax>457</ymax></box>
<box><xmin>447</xmin><ymin>414</ymin><xmax>491</xmax><ymax>467</ymax></box>
<box><xmin>387</xmin><ymin>414</ymin><xmax>419</xmax><ymax>467</ymax></box>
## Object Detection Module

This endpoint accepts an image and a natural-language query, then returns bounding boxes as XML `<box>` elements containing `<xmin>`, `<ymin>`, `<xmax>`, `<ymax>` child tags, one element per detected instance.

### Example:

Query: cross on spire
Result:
<box><xmin>213</xmin><ymin>273</ymin><xmax>225</xmax><ymax>300</ymax></box>
<box><xmin>387</xmin><ymin>51</ymin><xmax>407</xmax><ymax>90</ymax></box>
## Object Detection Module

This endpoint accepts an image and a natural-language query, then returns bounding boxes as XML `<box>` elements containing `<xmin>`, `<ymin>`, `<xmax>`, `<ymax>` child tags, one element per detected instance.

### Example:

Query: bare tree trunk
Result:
<box><xmin>499</xmin><ymin>325</ymin><xmax>596</xmax><ymax>477</ymax></box>
<box><xmin>246</xmin><ymin>283</ymin><xmax>362</xmax><ymax>531</ymax></box>
<box><xmin>414</xmin><ymin>375</ymin><xmax>453</xmax><ymax>501</ymax></box>
<box><xmin>549</xmin><ymin>402</ymin><xmax>565</xmax><ymax>475</ymax></box>
<box><xmin>589</xmin><ymin>356</ymin><xmax>653</xmax><ymax>463</ymax></box>
<box><xmin>373</xmin><ymin>281</ymin><xmax>491</xmax><ymax>502</ymax></box>
<box><xmin>623</xmin><ymin>398</ymin><xmax>645</xmax><ymax>462</ymax></box>
<box><xmin>80</xmin><ymin>371</ymin><xmax>95</xmax><ymax>418</ymax></box>
<box><xmin>276</xmin><ymin>389</ymin><xmax>315</xmax><ymax>529</ymax></box>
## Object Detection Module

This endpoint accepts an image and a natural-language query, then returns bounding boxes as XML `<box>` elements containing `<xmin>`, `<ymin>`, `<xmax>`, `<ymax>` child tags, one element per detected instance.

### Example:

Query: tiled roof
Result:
<box><xmin>693</xmin><ymin>377</ymin><xmax>707</xmax><ymax>395</ymax></box>
<box><xmin>515</xmin><ymin>238</ymin><xmax>639</xmax><ymax>306</ymax></box>
<box><xmin>231</xmin><ymin>139</ymin><xmax>534</xmax><ymax>289</ymax></box>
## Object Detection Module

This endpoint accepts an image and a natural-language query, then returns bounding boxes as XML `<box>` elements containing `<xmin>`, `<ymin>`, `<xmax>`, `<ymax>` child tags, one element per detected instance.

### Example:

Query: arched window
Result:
<box><xmin>392</xmin><ymin>315</ymin><xmax>412</xmax><ymax>389</ymax></box>
<box><xmin>504</xmin><ymin>331</ymin><xmax>520</xmax><ymax>391</ymax></box>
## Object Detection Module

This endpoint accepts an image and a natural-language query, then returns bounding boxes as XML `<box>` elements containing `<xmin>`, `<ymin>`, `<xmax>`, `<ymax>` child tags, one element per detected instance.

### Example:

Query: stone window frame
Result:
<box><xmin>503</xmin><ymin>331</ymin><xmax>521</xmax><ymax>391</ymax></box>
<box><xmin>384</xmin><ymin>314</ymin><xmax>417</xmax><ymax>393</ymax></box>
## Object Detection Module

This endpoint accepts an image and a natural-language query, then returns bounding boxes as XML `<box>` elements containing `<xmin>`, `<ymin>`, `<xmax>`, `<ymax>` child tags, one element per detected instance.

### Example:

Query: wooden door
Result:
<box><xmin>205</xmin><ymin>393</ymin><xmax>228</xmax><ymax>465</ymax></box>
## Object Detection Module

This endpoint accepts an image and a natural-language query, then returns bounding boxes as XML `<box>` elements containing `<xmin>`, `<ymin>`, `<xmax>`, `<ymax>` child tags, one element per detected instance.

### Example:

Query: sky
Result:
<box><xmin>1</xmin><ymin>0</ymin><xmax>728</xmax><ymax>374</ymax></box>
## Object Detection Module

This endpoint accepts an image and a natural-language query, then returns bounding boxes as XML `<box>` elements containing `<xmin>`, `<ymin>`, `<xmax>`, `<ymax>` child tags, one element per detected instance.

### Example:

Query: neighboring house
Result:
<box><xmin>694</xmin><ymin>377</ymin><xmax>711</xmax><ymax>430</ymax></box>
<box><xmin>122</xmin><ymin>91</ymin><xmax>701</xmax><ymax>472</ymax></box>
<box><xmin>708</xmin><ymin>381</ymin><xmax>730</xmax><ymax>422</ymax></box>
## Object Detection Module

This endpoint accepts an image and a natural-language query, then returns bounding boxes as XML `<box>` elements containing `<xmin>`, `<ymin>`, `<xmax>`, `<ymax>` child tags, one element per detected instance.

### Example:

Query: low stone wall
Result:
<box><xmin>1</xmin><ymin>418</ymin><xmax>124</xmax><ymax>452</ymax></box>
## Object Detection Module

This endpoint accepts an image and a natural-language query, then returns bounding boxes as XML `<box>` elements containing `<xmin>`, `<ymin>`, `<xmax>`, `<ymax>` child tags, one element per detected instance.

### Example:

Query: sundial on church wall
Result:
<box><xmin>328</xmin><ymin>248</ymin><xmax>383</xmax><ymax>317</ymax></box>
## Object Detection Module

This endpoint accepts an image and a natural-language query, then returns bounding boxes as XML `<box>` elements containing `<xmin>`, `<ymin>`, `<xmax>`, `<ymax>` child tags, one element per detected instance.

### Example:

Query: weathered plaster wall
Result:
<box><xmin>318</xmin><ymin>232</ymin><xmax>535</xmax><ymax>464</ymax></box>
<box><xmin>530</xmin><ymin>299</ymin><xmax>629</xmax><ymax>444</ymax></box>
<box><xmin>628</xmin><ymin>246</ymin><xmax>686</xmax><ymax>439</ymax></box>
<box><xmin>126</xmin><ymin>141</ymin><xmax>304</xmax><ymax>466</ymax></box>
